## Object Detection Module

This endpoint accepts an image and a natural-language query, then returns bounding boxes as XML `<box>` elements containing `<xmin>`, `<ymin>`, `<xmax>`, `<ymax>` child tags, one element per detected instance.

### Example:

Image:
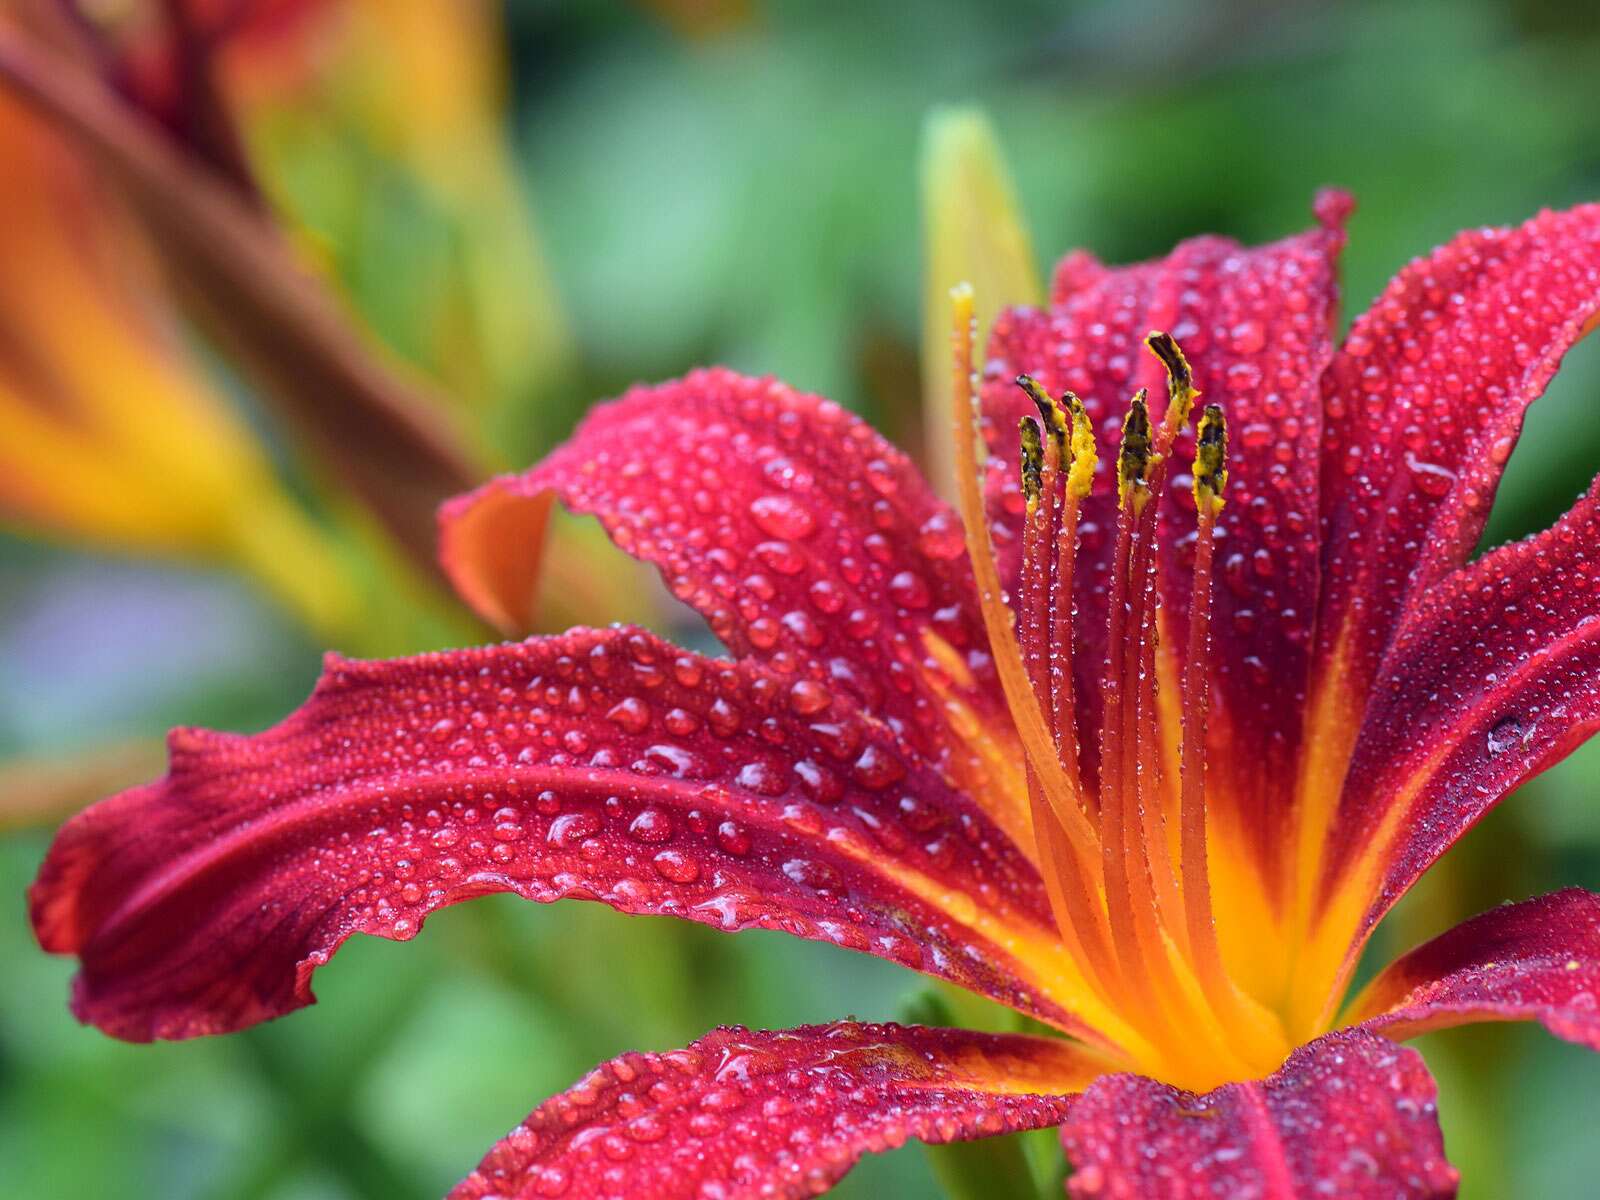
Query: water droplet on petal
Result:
<box><xmin>1228</xmin><ymin>319</ymin><xmax>1265</xmax><ymax>354</ymax></box>
<box><xmin>652</xmin><ymin>849</ymin><xmax>701</xmax><ymax>883</ymax></box>
<box><xmin>628</xmin><ymin>808</ymin><xmax>675</xmax><ymax>843</ymax></box>
<box><xmin>888</xmin><ymin>570</ymin><xmax>931</xmax><ymax>609</ymax></box>
<box><xmin>750</xmin><ymin>494</ymin><xmax>816</xmax><ymax>539</ymax></box>
<box><xmin>916</xmin><ymin>511</ymin><xmax>966</xmax><ymax>560</ymax></box>
<box><xmin>1405</xmin><ymin>452</ymin><xmax>1457</xmax><ymax>498</ymax></box>
<box><xmin>852</xmin><ymin>744</ymin><xmax>905</xmax><ymax>789</ymax></box>
<box><xmin>1487</xmin><ymin>715</ymin><xmax>1525</xmax><ymax>756</ymax></box>
<box><xmin>715</xmin><ymin>820</ymin><xmax>752</xmax><ymax>856</ymax></box>
<box><xmin>787</xmin><ymin>679</ymin><xmax>832</xmax><ymax>715</ymax></box>
<box><xmin>606</xmin><ymin>697</ymin><xmax>651</xmax><ymax>734</ymax></box>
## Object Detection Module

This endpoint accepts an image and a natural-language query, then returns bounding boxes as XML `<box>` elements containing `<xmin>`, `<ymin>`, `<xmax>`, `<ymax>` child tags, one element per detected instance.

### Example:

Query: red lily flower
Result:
<box><xmin>30</xmin><ymin>195</ymin><xmax>1600</xmax><ymax>1198</ymax></box>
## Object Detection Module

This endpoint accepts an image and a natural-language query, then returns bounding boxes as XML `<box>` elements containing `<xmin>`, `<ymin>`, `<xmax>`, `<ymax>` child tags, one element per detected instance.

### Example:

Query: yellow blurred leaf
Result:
<box><xmin>919</xmin><ymin>107</ymin><xmax>1042</xmax><ymax>497</ymax></box>
<box><xmin>0</xmin><ymin>6</ymin><xmax>652</xmax><ymax>641</ymax></box>
<box><xmin>228</xmin><ymin>0</ymin><xmax>573</xmax><ymax>424</ymax></box>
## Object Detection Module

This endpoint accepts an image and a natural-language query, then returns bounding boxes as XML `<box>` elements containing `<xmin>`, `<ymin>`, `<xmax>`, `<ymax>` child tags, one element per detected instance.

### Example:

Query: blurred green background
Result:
<box><xmin>4</xmin><ymin>0</ymin><xmax>1600</xmax><ymax>1196</ymax></box>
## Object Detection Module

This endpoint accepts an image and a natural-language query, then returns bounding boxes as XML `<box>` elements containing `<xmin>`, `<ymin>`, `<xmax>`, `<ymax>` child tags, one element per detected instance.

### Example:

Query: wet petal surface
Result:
<box><xmin>440</xmin><ymin>368</ymin><xmax>1031</xmax><ymax>846</ymax></box>
<box><xmin>451</xmin><ymin>1021</ymin><xmax>1098</xmax><ymax>1200</ymax></box>
<box><xmin>30</xmin><ymin>626</ymin><xmax>1106</xmax><ymax>1043</ymax></box>
<box><xmin>1303</xmin><ymin>204</ymin><xmax>1600</xmax><ymax>868</ymax></box>
<box><xmin>1324</xmin><ymin>477</ymin><xmax>1600</xmax><ymax>936</ymax></box>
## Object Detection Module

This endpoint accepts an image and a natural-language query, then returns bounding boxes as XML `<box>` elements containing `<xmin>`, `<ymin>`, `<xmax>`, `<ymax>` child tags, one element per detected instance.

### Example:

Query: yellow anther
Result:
<box><xmin>1062</xmin><ymin>390</ymin><xmax>1097</xmax><ymax>500</ymax></box>
<box><xmin>1019</xmin><ymin>416</ymin><xmax>1045</xmax><ymax>515</ymax></box>
<box><xmin>1017</xmin><ymin>375</ymin><xmax>1098</xmax><ymax>501</ymax></box>
<box><xmin>1116</xmin><ymin>390</ymin><xmax>1154</xmax><ymax>512</ymax></box>
<box><xmin>1193</xmin><ymin>404</ymin><xmax>1229</xmax><ymax>514</ymax></box>
<box><xmin>1145</xmin><ymin>331</ymin><xmax>1200</xmax><ymax>436</ymax></box>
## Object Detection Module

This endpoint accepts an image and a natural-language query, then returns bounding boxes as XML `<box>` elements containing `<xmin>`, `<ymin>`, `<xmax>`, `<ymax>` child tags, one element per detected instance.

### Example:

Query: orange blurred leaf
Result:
<box><xmin>0</xmin><ymin>21</ymin><xmax>483</xmax><ymax>579</ymax></box>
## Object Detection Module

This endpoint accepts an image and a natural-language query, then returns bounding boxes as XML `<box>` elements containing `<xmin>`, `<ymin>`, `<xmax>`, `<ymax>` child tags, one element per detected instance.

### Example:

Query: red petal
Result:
<box><xmin>451</xmin><ymin>1021</ymin><xmax>1098</xmax><ymax>1200</ymax></box>
<box><xmin>29</xmin><ymin>626</ymin><xmax>1092</xmax><ymax>1043</ymax></box>
<box><xmin>1060</xmin><ymin>1029</ymin><xmax>1458</xmax><ymax>1200</ymax></box>
<box><xmin>1310</xmin><ymin>204</ymin><xmax>1600</xmax><ymax>772</ymax></box>
<box><xmin>1325</xmin><ymin>476</ymin><xmax>1600</xmax><ymax>926</ymax></box>
<box><xmin>982</xmin><ymin>198</ymin><xmax>1346</xmax><ymax>860</ymax></box>
<box><xmin>1350</xmin><ymin>889</ymin><xmax>1600</xmax><ymax>1051</ymax></box>
<box><xmin>440</xmin><ymin>368</ymin><xmax>994</xmax><ymax>703</ymax></box>
<box><xmin>440</xmin><ymin>368</ymin><xmax>1031</xmax><ymax>843</ymax></box>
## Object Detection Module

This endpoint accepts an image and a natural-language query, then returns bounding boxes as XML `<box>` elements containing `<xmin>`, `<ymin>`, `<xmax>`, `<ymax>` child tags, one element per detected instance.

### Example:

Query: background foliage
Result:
<box><xmin>4</xmin><ymin>1</ymin><xmax>1600</xmax><ymax>1196</ymax></box>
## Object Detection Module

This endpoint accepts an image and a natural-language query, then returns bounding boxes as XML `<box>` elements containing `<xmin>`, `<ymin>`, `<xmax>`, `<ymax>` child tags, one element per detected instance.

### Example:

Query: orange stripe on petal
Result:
<box><xmin>1289</xmin><ymin>475</ymin><xmax>1600</xmax><ymax>1034</ymax></box>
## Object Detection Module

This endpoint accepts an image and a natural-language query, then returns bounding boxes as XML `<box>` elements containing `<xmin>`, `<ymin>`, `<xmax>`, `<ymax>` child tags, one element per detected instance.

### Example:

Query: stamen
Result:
<box><xmin>1173</xmin><ymin>403</ymin><xmax>1289</xmax><ymax>1060</ymax></box>
<box><xmin>1129</xmin><ymin>334</ymin><xmax>1206</xmax><ymax>949</ymax></box>
<box><xmin>1130</xmin><ymin>505</ymin><xmax>1188</xmax><ymax>956</ymax></box>
<box><xmin>1016</xmin><ymin>414</ymin><xmax>1055</xmax><ymax>719</ymax></box>
<box><xmin>1115</xmin><ymin>391</ymin><xmax>1154</xmax><ymax>512</ymax></box>
<box><xmin>1104</xmin><ymin>380</ymin><xmax>1241</xmax><ymax>1071</ymax></box>
<box><xmin>1013</xmin><ymin>380</ymin><xmax>1121</xmax><ymax>993</ymax></box>
<box><xmin>1192</xmin><ymin>402</ymin><xmax>1229</xmax><ymax>501</ymax></box>
<box><xmin>1017</xmin><ymin>375</ymin><xmax>1080</xmax><ymax>766</ymax></box>
<box><xmin>1145</xmin><ymin>330</ymin><xmax>1199</xmax><ymax>438</ymax></box>
<box><xmin>1106</xmin><ymin>391</ymin><xmax>1181</xmax><ymax>930</ymax></box>
<box><xmin>1023</xmin><ymin>382</ymin><xmax>1096</xmax><ymax>804</ymax></box>
<box><xmin>1018</xmin><ymin>416</ymin><xmax>1046</xmax><ymax>514</ymax></box>
<box><xmin>1018</xmin><ymin>374</ymin><xmax>1070</xmax><ymax>463</ymax></box>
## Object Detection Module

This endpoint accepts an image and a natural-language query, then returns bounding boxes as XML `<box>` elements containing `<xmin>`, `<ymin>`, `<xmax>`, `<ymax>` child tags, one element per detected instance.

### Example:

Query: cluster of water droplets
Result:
<box><xmin>451</xmin><ymin>1023</ymin><xmax>1072</xmax><ymax>1200</ymax></box>
<box><xmin>1319</xmin><ymin>206</ymin><xmax>1600</xmax><ymax>706</ymax></box>
<box><xmin>540</xmin><ymin>370</ymin><xmax>1006</xmax><ymax>769</ymax></box>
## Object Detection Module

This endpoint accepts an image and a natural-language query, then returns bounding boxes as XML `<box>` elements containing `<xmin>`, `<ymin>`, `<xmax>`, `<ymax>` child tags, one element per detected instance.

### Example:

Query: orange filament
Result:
<box><xmin>1128</xmin><ymin>466</ymin><xmax>1185</xmax><ymax>956</ymax></box>
<box><xmin>1097</xmin><ymin>411</ymin><xmax>1158</xmax><ymax>995</ymax></box>
<box><xmin>1102</xmin><ymin>400</ymin><xmax>1220</xmax><ymax>1061</ymax></box>
<box><xmin>949</xmin><ymin>300</ymin><xmax>1290</xmax><ymax>1087</ymax></box>
<box><xmin>1049</xmin><ymin>488</ymin><xmax>1086</xmax><ymax>797</ymax></box>
<box><xmin>1017</xmin><ymin>376</ymin><xmax>1089</xmax><ymax>797</ymax></box>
